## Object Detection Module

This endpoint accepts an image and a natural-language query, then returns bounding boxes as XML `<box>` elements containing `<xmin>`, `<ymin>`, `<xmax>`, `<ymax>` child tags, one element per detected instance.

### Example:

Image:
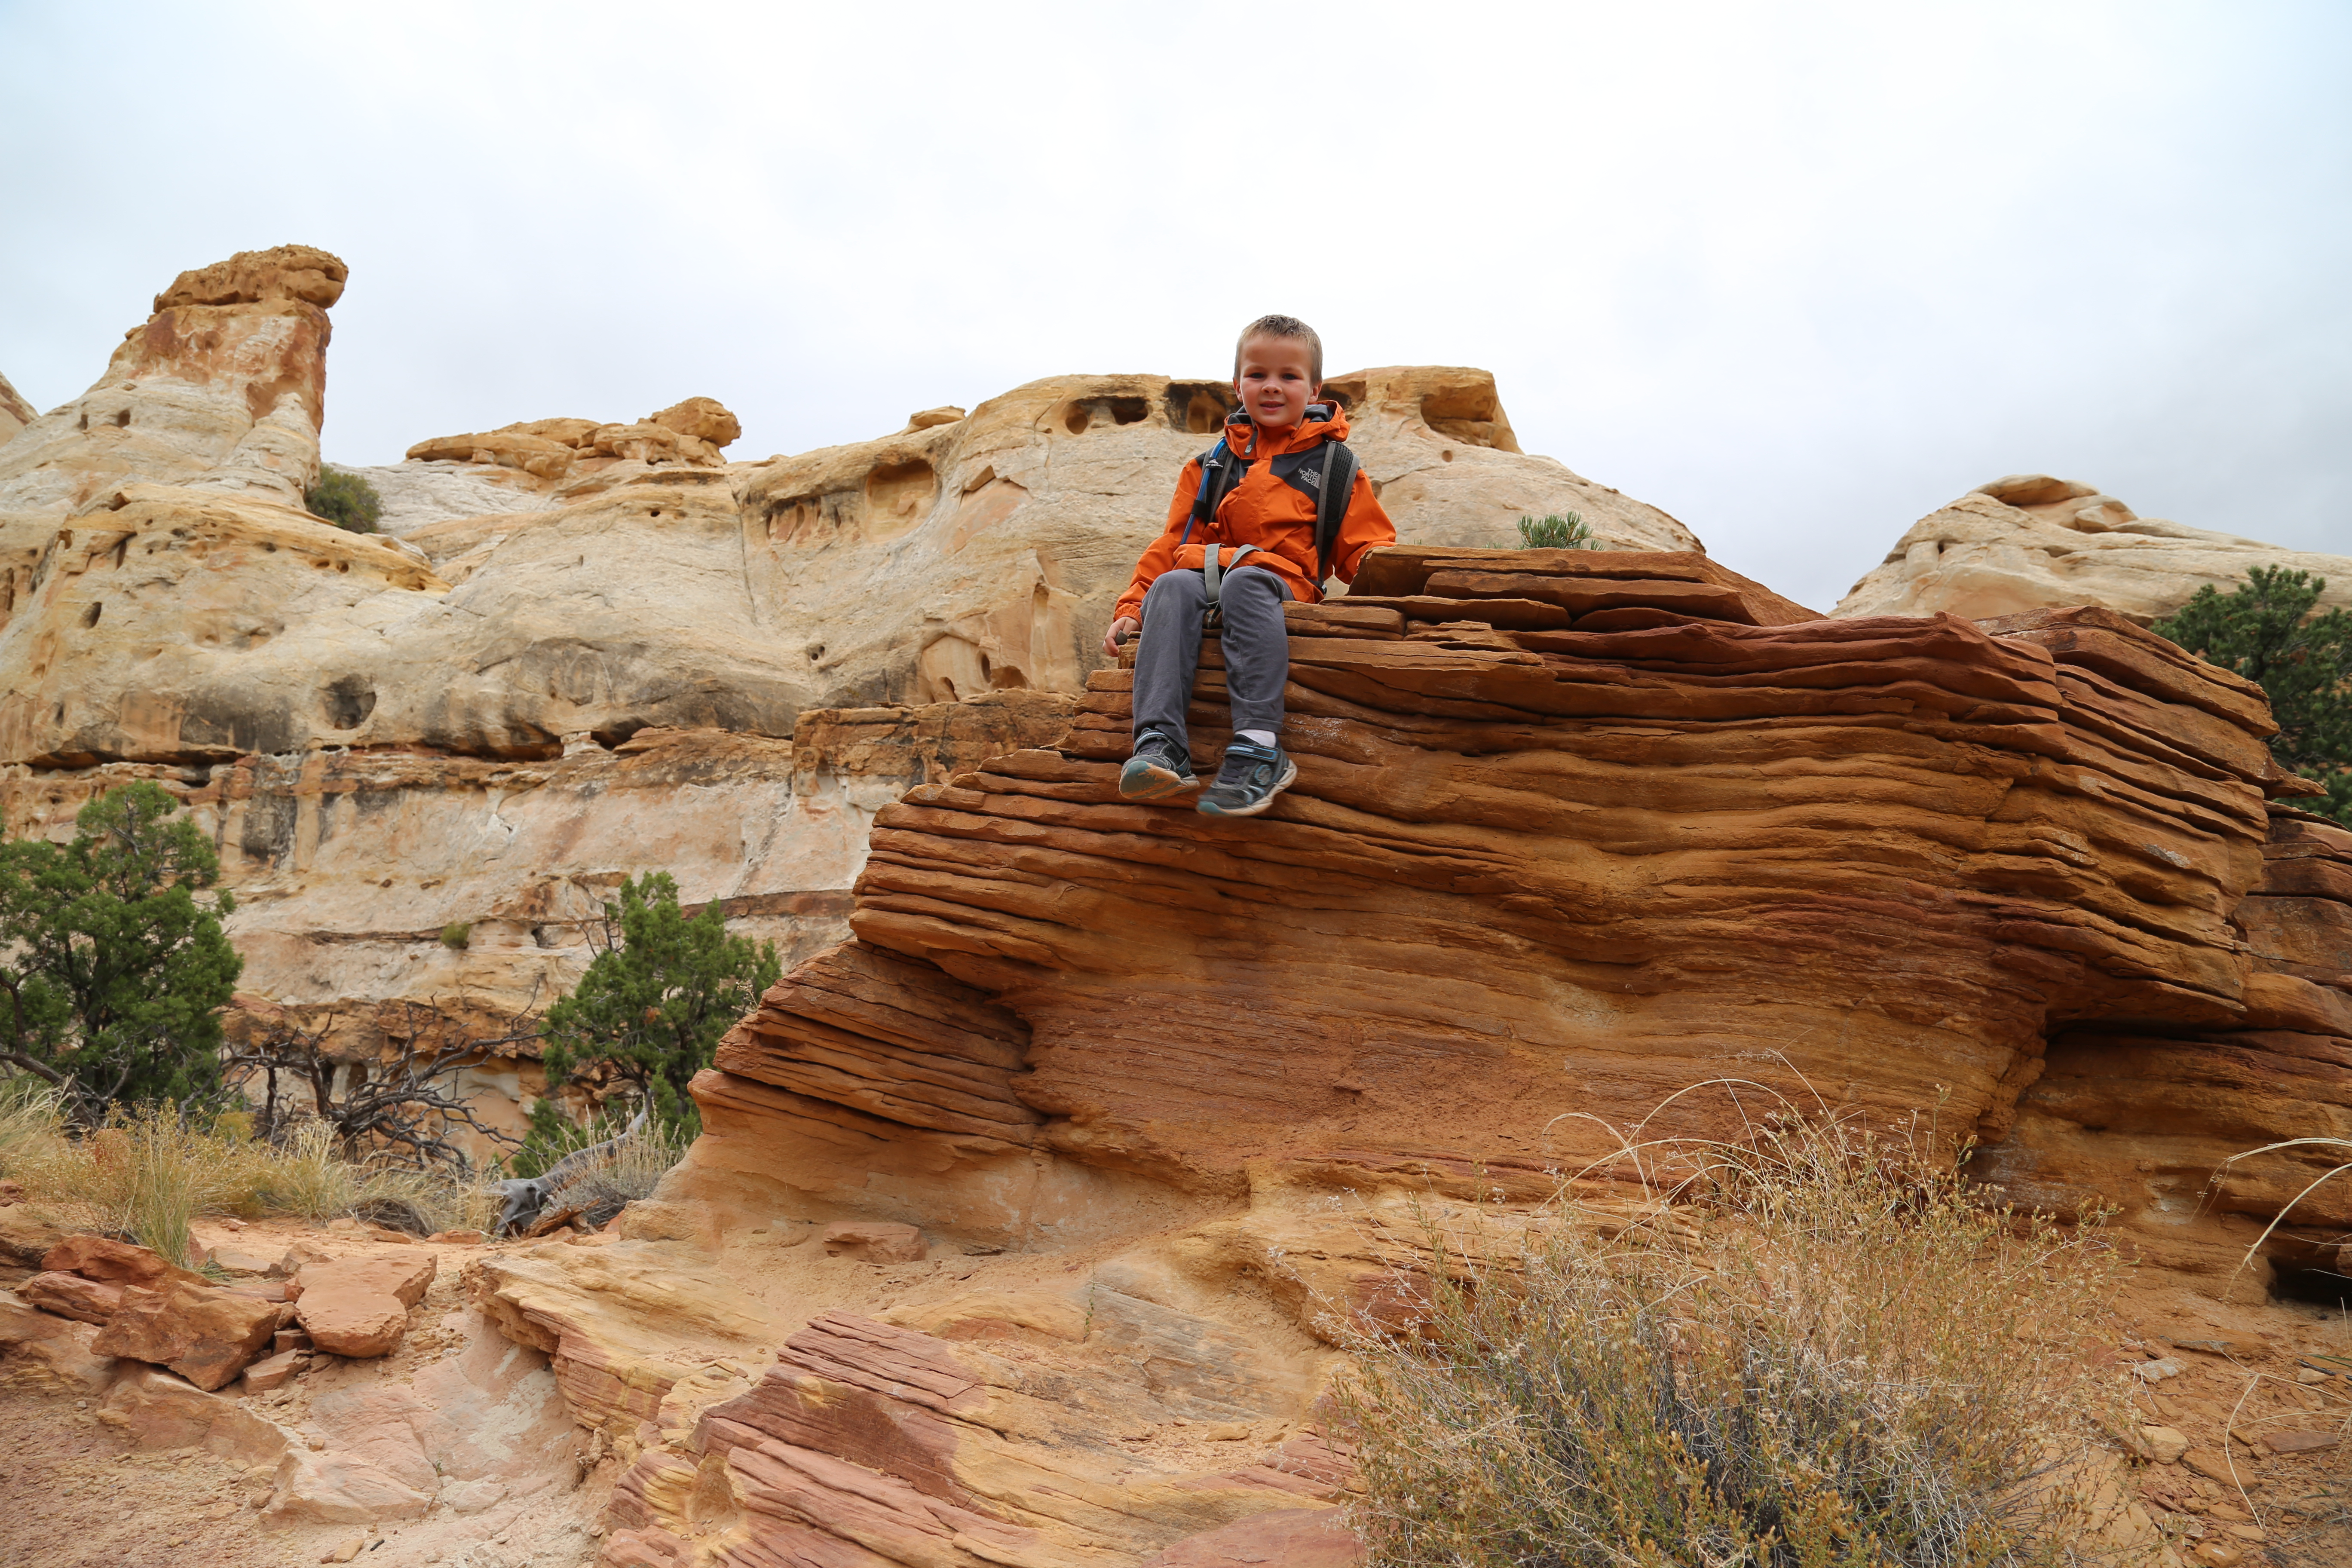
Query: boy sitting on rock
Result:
<box><xmin>1102</xmin><ymin>314</ymin><xmax>1396</xmax><ymax>817</ymax></box>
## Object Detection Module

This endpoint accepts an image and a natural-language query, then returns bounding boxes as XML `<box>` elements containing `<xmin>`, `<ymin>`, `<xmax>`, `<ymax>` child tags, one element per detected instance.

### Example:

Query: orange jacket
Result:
<box><xmin>1112</xmin><ymin>404</ymin><xmax>1396</xmax><ymax>623</ymax></box>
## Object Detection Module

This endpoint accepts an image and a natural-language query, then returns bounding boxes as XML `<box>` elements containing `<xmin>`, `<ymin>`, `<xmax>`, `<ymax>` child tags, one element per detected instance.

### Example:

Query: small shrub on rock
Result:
<box><xmin>1518</xmin><ymin>511</ymin><xmax>1593</xmax><ymax>549</ymax></box>
<box><xmin>304</xmin><ymin>463</ymin><xmax>383</xmax><ymax>533</ymax></box>
<box><xmin>438</xmin><ymin>922</ymin><xmax>471</xmax><ymax>950</ymax></box>
<box><xmin>2154</xmin><ymin>565</ymin><xmax>2352</xmax><ymax>824</ymax></box>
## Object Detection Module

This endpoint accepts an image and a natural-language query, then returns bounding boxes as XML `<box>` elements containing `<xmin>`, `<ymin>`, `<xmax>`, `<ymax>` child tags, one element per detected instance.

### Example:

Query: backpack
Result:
<box><xmin>1177</xmin><ymin>404</ymin><xmax>1360</xmax><ymax>589</ymax></box>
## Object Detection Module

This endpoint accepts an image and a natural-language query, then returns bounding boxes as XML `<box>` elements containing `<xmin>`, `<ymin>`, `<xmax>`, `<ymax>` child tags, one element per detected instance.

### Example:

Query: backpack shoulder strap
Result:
<box><xmin>1179</xmin><ymin>436</ymin><xmax>1243</xmax><ymax>547</ymax></box>
<box><xmin>1313</xmin><ymin>439</ymin><xmax>1358</xmax><ymax>585</ymax></box>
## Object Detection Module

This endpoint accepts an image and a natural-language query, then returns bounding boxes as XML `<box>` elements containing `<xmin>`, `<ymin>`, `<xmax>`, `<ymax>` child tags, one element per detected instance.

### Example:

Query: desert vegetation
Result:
<box><xmin>1519</xmin><ymin>511</ymin><xmax>1595</xmax><ymax>549</ymax></box>
<box><xmin>2155</xmin><ymin>565</ymin><xmax>2352</xmax><ymax>824</ymax></box>
<box><xmin>1338</xmin><ymin>1108</ymin><xmax>2138</xmax><ymax>1568</ymax></box>
<box><xmin>0</xmin><ymin>786</ymin><xmax>746</xmax><ymax>1247</ymax></box>
<box><xmin>303</xmin><ymin>461</ymin><xmax>384</xmax><ymax>532</ymax></box>
<box><xmin>527</xmin><ymin>870</ymin><xmax>779</xmax><ymax>1161</ymax></box>
<box><xmin>0</xmin><ymin>1080</ymin><xmax>496</xmax><ymax>1259</ymax></box>
<box><xmin>0</xmin><ymin>783</ymin><xmax>241</xmax><ymax>1123</ymax></box>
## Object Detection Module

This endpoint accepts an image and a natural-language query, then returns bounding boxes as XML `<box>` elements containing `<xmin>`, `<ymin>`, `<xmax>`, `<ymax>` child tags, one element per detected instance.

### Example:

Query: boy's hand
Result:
<box><xmin>1102</xmin><ymin>617</ymin><xmax>1140</xmax><ymax>657</ymax></box>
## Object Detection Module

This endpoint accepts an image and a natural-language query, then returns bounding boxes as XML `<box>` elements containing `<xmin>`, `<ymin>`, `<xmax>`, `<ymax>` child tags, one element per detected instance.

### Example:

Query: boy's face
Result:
<box><xmin>1234</xmin><ymin>336</ymin><xmax>1318</xmax><ymax>431</ymax></box>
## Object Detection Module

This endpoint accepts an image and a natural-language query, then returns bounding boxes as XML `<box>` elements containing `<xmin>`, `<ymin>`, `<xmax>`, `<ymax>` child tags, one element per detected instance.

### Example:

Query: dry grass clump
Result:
<box><xmin>1338</xmin><ymin>1110</ymin><xmax>2137</xmax><ymax>1568</ymax></box>
<box><xmin>538</xmin><ymin>1124</ymin><xmax>689</xmax><ymax>1229</ymax></box>
<box><xmin>237</xmin><ymin>1121</ymin><xmax>496</xmax><ymax>1236</ymax></box>
<box><xmin>0</xmin><ymin>1079</ymin><xmax>495</xmax><ymax>1256</ymax></box>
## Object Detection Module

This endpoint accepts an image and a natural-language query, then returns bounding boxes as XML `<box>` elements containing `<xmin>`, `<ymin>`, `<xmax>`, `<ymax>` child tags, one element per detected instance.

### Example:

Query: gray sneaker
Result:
<box><xmin>1118</xmin><ymin>729</ymin><xmax>1198</xmax><ymax>800</ymax></box>
<box><xmin>1196</xmin><ymin>738</ymin><xmax>1296</xmax><ymax>818</ymax></box>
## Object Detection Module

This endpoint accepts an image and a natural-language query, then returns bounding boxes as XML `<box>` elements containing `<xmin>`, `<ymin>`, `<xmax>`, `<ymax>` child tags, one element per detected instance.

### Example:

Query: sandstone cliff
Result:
<box><xmin>0</xmin><ymin>250</ymin><xmax>1714</xmax><ymax>1100</ymax></box>
<box><xmin>517</xmin><ymin>549</ymin><xmax>2352</xmax><ymax>1567</ymax></box>
<box><xmin>1836</xmin><ymin>473</ymin><xmax>2352</xmax><ymax>623</ymax></box>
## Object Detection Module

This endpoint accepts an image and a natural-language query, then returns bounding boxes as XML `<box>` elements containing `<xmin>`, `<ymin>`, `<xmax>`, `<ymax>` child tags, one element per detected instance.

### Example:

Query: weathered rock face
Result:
<box><xmin>0</xmin><ymin>244</ymin><xmax>344</xmax><ymax>518</ymax></box>
<box><xmin>0</xmin><ymin>370</ymin><xmax>34</xmax><ymax>436</ymax></box>
<box><xmin>672</xmin><ymin>554</ymin><xmax>2325</xmax><ymax>1232</ymax></box>
<box><xmin>1</xmin><ymin>694</ymin><xmax>1079</xmax><ymax>1137</ymax></box>
<box><xmin>1834</xmin><ymin>473</ymin><xmax>2352</xmax><ymax>623</ymax></box>
<box><xmin>556</xmin><ymin>547</ymin><xmax>2351</xmax><ymax>1565</ymax></box>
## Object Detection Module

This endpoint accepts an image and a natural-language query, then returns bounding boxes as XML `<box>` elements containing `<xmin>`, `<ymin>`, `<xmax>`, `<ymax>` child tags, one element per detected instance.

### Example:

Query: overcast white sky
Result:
<box><xmin>3</xmin><ymin>1</ymin><xmax>2345</xmax><ymax>610</ymax></box>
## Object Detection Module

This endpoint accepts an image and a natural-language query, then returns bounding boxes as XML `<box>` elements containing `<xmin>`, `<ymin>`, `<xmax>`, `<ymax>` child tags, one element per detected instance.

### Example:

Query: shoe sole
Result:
<box><xmin>1196</xmin><ymin>757</ymin><xmax>1298</xmax><ymax>818</ymax></box>
<box><xmin>1119</xmin><ymin>757</ymin><xmax>1198</xmax><ymax>801</ymax></box>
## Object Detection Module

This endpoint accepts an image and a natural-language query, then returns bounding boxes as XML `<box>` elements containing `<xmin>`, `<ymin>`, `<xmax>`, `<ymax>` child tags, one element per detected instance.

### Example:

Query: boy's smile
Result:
<box><xmin>1234</xmin><ymin>336</ymin><xmax>1317</xmax><ymax>432</ymax></box>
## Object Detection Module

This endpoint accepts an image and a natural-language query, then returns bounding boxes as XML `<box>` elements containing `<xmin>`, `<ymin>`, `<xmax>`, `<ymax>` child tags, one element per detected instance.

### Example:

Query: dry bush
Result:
<box><xmin>537</xmin><ymin>1124</ymin><xmax>688</xmax><ymax>1229</ymax></box>
<box><xmin>0</xmin><ymin>1081</ymin><xmax>496</xmax><ymax>1250</ymax></box>
<box><xmin>239</xmin><ymin>1121</ymin><xmax>495</xmax><ymax>1236</ymax></box>
<box><xmin>1337</xmin><ymin>1109</ymin><xmax>2137</xmax><ymax>1568</ymax></box>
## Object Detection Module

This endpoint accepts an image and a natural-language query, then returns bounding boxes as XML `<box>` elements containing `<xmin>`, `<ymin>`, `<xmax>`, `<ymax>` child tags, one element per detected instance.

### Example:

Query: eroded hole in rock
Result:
<box><xmin>80</xmin><ymin>602</ymin><xmax>101</xmax><ymax>628</ymax></box>
<box><xmin>1057</xmin><ymin>396</ymin><xmax>1153</xmax><ymax>436</ymax></box>
<box><xmin>1167</xmin><ymin>382</ymin><xmax>1236</xmax><ymax>434</ymax></box>
<box><xmin>807</xmin><ymin>642</ymin><xmax>826</xmax><ymax>663</ymax></box>
<box><xmin>112</xmin><ymin>409</ymin><xmax>129</xmax><ymax>429</ymax></box>
<box><xmin>864</xmin><ymin>458</ymin><xmax>938</xmax><ymax>538</ymax></box>
<box><xmin>918</xmin><ymin>634</ymin><xmax>990</xmax><ymax>703</ymax></box>
<box><xmin>1421</xmin><ymin>382</ymin><xmax>1513</xmax><ymax>449</ymax></box>
<box><xmin>2270</xmin><ymin>1265</ymin><xmax>2351</xmax><ymax>1308</ymax></box>
<box><xmin>322</xmin><ymin>675</ymin><xmax>377</xmax><ymax>730</ymax></box>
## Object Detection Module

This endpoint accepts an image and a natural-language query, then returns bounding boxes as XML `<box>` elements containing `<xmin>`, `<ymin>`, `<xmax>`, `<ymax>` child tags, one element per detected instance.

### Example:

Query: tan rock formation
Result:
<box><xmin>1834</xmin><ymin>474</ymin><xmax>2352</xmax><ymax>623</ymax></box>
<box><xmin>0</xmin><ymin>370</ymin><xmax>34</xmax><ymax>435</ymax></box>
<box><xmin>98</xmin><ymin>1363</ymin><xmax>290</xmax><ymax>1464</ymax></box>
<box><xmin>671</xmin><ymin>555</ymin><xmax>2324</xmax><ymax>1258</ymax></box>
<box><xmin>0</xmin><ymin>244</ymin><xmax>343</xmax><ymax>516</ymax></box>
<box><xmin>402</xmin><ymin>395</ymin><xmax>742</xmax><ymax>484</ymax></box>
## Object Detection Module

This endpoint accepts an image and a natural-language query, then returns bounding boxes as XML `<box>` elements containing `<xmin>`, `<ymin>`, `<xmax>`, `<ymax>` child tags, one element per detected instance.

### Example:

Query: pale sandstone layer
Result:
<box><xmin>0</xmin><ymin>245</ymin><xmax>344</xmax><ymax>518</ymax></box>
<box><xmin>0</xmin><ymin>696</ymin><xmax>1078</xmax><ymax>1144</ymax></box>
<box><xmin>1835</xmin><ymin>473</ymin><xmax>2352</xmax><ymax>623</ymax></box>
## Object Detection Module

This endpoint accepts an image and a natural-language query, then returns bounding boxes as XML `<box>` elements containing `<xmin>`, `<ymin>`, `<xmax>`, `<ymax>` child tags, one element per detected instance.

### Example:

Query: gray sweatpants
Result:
<box><xmin>1130</xmin><ymin>564</ymin><xmax>1292</xmax><ymax>750</ymax></box>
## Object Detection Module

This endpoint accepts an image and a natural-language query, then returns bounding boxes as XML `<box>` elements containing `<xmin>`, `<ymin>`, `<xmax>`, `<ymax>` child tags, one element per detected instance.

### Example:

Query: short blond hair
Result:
<box><xmin>1233</xmin><ymin>314</ymin><xmax>1322</xmax><ymax>386</ymax></box>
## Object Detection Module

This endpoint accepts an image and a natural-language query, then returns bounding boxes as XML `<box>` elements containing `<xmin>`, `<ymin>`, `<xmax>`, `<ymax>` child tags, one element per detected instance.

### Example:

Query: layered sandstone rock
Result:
<box><xmin>1835</xmin><ymin>474</ymin><xmax>2352</xmax><ymax>623</ymax></box>
<box><xmin>0</xmin><ymin>244</ymin><xmax>343</xmax><ymax>516</ymax></box>
<box><xmin>672</xmin><ymin>551</ymin><xmax>2322</xmax><ymax>1243</ymax></box>
<box><xmin>561</xmin><ymin>544</ymin><xmax>2349</xmax><ymax>1563</ymax></box>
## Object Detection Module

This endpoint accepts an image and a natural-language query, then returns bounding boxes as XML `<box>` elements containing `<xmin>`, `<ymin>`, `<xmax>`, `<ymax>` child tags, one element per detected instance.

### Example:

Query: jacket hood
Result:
<box><xmin>1227</xmin><ymin>399</ymin><xmax>1350</xmax><ymax>457</ymax></box>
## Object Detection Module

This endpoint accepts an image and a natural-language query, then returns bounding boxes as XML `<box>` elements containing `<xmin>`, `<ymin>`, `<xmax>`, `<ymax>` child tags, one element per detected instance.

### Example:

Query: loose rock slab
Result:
<box><xmin>89</xmin><ymin>1277</ymin><xmax>280</xmax><ymax>1390</ymax></box>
